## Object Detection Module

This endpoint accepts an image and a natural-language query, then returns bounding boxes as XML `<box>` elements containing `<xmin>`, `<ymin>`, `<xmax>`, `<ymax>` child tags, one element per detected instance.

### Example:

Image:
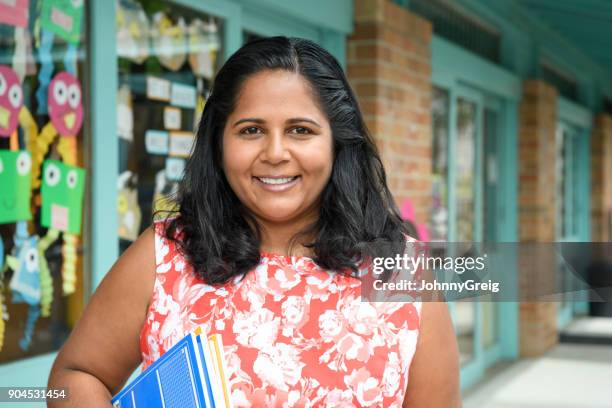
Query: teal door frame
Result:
<box><xmin>432</xmin><ymin>36</ymin><xmax>520</xmax><ymax>391</ymax></box>
<box><xmin>0</xmin><ymin>0</ymin><xmax>352</xmax><ymax>397</ymax></box>
<box><xmin>555</xmin><ymin>97</ymin><xmax>592</xmax><ymax>327</ymax></box>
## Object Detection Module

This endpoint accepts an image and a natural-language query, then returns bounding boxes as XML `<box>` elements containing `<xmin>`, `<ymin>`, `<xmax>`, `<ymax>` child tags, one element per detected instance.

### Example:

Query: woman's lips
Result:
<box><xmin>253</xmin><ymin>176</ymin><xmax>300</xmax><ymax>192</ymax></box>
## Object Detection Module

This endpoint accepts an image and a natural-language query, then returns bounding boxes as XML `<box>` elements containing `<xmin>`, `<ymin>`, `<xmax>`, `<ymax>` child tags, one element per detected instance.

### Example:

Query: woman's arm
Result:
<box><xmin>402</xmin><ymin>301</ymin><xmax>461</xmax><ymax>407</ymax></box>
<box><xmin>47</xmin><ymin>227</ymin><xmax>156</xmax><ymax>407</ymax></box>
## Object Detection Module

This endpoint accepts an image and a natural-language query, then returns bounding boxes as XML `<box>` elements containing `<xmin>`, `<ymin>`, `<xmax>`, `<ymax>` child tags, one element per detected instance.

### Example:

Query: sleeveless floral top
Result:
<box><xmin>140</xmin><ymin>222</ymin><xmax>422</xmax><ymax>407</ymax></box>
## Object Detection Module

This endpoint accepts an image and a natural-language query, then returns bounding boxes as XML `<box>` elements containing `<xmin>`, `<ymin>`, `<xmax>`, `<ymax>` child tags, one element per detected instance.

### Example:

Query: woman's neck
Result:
<box><xmin>255</xmin><ymin>213</ymin><xmax>318</xmax><ymax>257</ymax></box>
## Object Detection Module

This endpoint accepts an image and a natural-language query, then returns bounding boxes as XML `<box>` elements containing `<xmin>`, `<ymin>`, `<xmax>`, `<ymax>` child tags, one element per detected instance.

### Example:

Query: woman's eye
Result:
<box><xmin>289</xmin><ymin>127</ymin><xmax>312</xmax><ymax>135</ymax></box>
<box><xmin>239</xmin><ymin>126</ymin><xmax>263</xmax><ymax>136</ymax></box>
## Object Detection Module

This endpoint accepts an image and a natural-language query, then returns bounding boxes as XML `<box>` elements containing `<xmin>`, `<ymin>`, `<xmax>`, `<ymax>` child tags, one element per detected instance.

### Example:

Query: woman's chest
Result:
<box><xmin>141</xmin><ymin>260</ymin><xmax>420</xmax><ymax>407</ymax></box>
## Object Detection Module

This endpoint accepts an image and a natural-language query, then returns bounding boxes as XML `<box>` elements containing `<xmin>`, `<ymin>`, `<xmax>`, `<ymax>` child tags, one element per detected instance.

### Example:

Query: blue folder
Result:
<box><xmin>112</xmin><ymin>333</ymin><xmax>213</xmax><ymax>408</ymax></box>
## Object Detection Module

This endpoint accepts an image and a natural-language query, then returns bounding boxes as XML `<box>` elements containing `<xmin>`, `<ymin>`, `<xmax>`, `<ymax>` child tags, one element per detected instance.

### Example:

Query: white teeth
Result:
<box><xmin>258</xmin><ymin>177</ymin><xmax>296</xmax><ymax>185</ymax></box>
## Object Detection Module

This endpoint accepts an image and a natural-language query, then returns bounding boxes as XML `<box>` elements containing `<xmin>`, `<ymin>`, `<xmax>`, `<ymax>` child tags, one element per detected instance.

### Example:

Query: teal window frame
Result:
<box><xmin>555</xmin><ymin>97</ymin><xmax>592</xmax><ymax>328</ymax></box>
<box><xmin>432</xmin><ymin>35</ymin><xmax>520</xmax><ymax>391</ymax></box>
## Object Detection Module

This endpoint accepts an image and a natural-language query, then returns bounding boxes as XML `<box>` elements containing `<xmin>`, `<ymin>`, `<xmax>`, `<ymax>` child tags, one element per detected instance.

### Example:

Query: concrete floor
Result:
<box><xmin>562</xmin><ymin>316</ymin><xmax>612</xmax><ymax>338</ymax></box>
<box><xmin>462</xmin><ymin>343</ymin><xmax>612</xmax><ymax>408</ymax></box>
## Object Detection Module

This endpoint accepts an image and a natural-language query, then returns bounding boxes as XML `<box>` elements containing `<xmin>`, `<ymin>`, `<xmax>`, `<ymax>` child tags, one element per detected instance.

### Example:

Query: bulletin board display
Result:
<box><xmin>116</xmin><ymin>0</ymin><xmax>222</xmax><ymax>253</ymax></box>
<box><xmin>0</xmin><ymin>0</ymin><xmax>89</xmax><ymax>364</ymax></box>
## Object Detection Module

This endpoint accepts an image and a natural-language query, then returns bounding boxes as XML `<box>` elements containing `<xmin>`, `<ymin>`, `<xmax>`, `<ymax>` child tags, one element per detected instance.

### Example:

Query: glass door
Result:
<box><xmin>556</xmin><ymin>122</ymin><xmax>586</xmax><ymax>327</ymax></box>
<box><xmin>432</xmin><ymin>83</ymin><xmax>506</xmax><ymax>385</ymax></box>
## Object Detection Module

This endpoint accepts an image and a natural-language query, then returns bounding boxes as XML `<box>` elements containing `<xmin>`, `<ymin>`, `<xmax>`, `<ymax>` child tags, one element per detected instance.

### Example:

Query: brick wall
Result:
<box><xmin>518</xmin><ymin>80</ymin><xmax>559</xmax><ymax>356</ymax></box>
<box><xmin>591</xmin><ymin>114</ymin><xmax>612</xmax><ymax>242</ymax></box>
<box><xmin>347</xmin><ymin>0</ymin><xmax>433</xmax><ymax>225</ymax></box>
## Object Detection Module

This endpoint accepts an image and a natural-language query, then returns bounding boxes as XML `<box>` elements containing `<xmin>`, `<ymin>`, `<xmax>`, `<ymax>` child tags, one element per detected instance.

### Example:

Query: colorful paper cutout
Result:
<box><xmin>116</xmin><ymin>0</ymin><xmax>150</xmax><ymax>64</ymax></box>
<box><xmin>151</xmin><ymin>12</ymin><xmax>187</xmax><ymax>71</ymax></box>
<box><xmin>0</xmin><ymin>0</ymin><xmax>29</xmax><ymax>28</ymax></box>
<box><xmin>170</xmin><ymin>83</ymin><xmax>196</xmax><ymax>109</ymax></box>
<box><xmin>13</xmin><ymin>27</ymin><xmax>28</xmax><ymax>81</ymax></box>
<box><xmin>36</xmin><ymin>29</ymin><xmax>55</xmax><ymax>114</ymax></box>
<box><xmin>0</xmin><ymin>65</ymin><xmax>24</xmax><ymax>137</ymax></box>
<box><xmin>146</xmin><ymin>76</ymin><xmax>170</xmax><ymax>101</ymax></box>
<box><xmin>117</xmin><ymin>171</ymin><xmax>142</xmax><ymax>241</ymax></box>
<box><xmin>41</xmin><ymin>160</ymin><xmax>86</xmax><ymax>235</ymax></box>
<box><xmin>40</xmin><ymin>0</ymin><xmax>84</xmax><ymax>44</ymax></box>
<box><xmin>145</xmin><ymin>130</ymin><xmax>169</xmax><ymax>155</ymax></box>
<box><xmin>38</xmin><ymin>228</ymin><xmax>58</xmax><ymax>316</ymax></box>
<box><xmin>61</xmin><ymin>232</ymin><xmax>77</xmax><ymax>295</ymax></box>
<box><xmin>187</xmin><ymin>18</ymin><xmax>219</xmax><ymax>80</ymax></box>
<box><xmin>163</xmin><ymin>106</ymin><xmax>181</xmax><ymax>130</ymax></box>
<box><xmin>117</xmin><ymin>84</ymin><xmax>134</xmax><ymax>141</ymax></box>
<box><xmin>8</xmin><ymin>234</ymin><xmax>40</xmax><ymax>306</ymax></box>
<box><xmin>0</xmin><ymin>290</ymin><xmax>6</xmax><ymax>352</ymax></box>
<box><xmin>193</xmin><ymin>93</ymin><xmax>206</xmax><ymax>131</ymax></box>
<box><xmin>7</xmin><ymin>231</ymin><xmax>41</xmax><ymax>351</ymax></box>
<box><xmin>152</xmin><ymin>169</ymin><xmax>179</xmax><ymax>215</ymax></box>
<box><xmin>48</xmin><ymin>71</ymin><xmax>83</xmax><ymax>137</ymax></box>
<box><xmin>400</xmin><ymin>199</ymin><xmax>429</xmax><ymax>241</ymax></box>
<box><xmin>169</xmin><ymin>131</ymin><xmax>195</xmax><ymax>157</ymax></box>
<box><xmin>0</xmin><ymin>151</ymin><xmax>32</xmax><ymax>224</ymax></box>
<box><xmin>31</xmin><ymin>72</ymin><xmax>82</xmax><ymax>186</ymax></box>
<box><xmin>165</xmin><ymin>157</ymin><xmax>185</xmax><ymax>181</ymax></box>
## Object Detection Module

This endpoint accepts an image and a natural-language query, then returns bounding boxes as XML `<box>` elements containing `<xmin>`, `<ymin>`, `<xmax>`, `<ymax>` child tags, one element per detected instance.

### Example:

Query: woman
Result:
<box><xmin>48</xmin><ymin>37</ymin><xmax>460</xmax><ymax>407</ymax></box>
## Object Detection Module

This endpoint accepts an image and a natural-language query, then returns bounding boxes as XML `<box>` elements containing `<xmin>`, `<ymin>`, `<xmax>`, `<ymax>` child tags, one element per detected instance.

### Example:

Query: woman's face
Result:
<box><xmin>222</xmin><ymin>69</ymin><xmax>333</xmax><ymax>225</ymax></box>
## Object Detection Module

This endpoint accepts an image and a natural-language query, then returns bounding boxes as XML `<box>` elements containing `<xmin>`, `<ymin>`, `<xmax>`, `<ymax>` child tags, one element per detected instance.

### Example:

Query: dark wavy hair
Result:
<box><xmin>162</xmin><ymin>36</ymin><xmax>407</xmax><ymax>285</ymax></box>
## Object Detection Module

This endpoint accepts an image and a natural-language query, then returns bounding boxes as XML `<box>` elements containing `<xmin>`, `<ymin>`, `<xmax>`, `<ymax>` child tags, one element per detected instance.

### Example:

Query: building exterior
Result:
<box><xmin>0</xmin><ymin>0</ymin><xmax>610</xmax><ymax>399</ymax></box>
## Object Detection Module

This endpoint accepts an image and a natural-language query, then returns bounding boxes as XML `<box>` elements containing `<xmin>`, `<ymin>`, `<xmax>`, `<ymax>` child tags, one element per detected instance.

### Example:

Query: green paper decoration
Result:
<box><xmin>0</xmin><ymin>150</ymin><xmax>32</xmax><ymax>224</ymax></box>
<box><xmin>41</xmin><ymin>160</ymin><xmax>85</xmax><ymax>234</ymax></box>
<box><xmin>40</xmin><ymin>0</ymin><xmax>84</xmax><ymax>44</ymax></box>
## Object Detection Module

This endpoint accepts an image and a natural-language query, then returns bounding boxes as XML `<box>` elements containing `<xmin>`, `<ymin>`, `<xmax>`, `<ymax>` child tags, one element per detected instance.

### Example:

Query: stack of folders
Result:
<box><xmin>112</xmin><ymin>331</ymin><xmax>233</xmax><ymax>408</ymax></box>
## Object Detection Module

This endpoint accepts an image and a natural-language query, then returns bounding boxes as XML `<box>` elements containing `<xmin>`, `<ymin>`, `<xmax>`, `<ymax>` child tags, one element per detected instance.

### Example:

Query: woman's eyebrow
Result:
<box><xmin>286</xmin><ymin>117</ymin><xmax>322</xmax><ymax>128</ymax></box>
<box><xmin>233</xmin><ymin>117</ymin><xmax>265</xmax><ymax>127</ymax></box>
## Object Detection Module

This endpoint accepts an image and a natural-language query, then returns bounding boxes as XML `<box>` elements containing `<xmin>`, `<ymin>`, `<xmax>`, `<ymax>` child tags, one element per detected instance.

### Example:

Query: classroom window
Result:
<box><xmin>1</xmin><ymin>0</ymin><xmax>89</xmax><ymax>364</ymax></box>
<box><xmin>116</xmin><ymin>0</ymin><xmax>223</xmax><ymax>252</ymax></box>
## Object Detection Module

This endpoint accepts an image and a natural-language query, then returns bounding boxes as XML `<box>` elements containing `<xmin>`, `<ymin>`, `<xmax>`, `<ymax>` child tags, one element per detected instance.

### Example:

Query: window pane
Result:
<box><xmin>1</xmin><ymin>1</ymin><xmax>89</xmax><ymax>363</ymax></box>
<box><xmin>431</xmin><ymin>87</ymin><xmax>449</xmax><ymax>241</ymax></box>
<box><xmin>456</xmin><ymin>98</ymin><xmax>477</xmax><ymax>242</ymax></box>
<box><xmin>116</xmin><ymin>0</ymin><xmax>223</xmax><ymax>253</ymax></box>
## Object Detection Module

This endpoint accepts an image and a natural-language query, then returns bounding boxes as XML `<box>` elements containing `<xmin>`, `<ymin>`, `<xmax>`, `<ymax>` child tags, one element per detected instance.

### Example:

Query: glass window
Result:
<box><xmin>456</xmin><ymin>98</ymin><xmax>477</xmax><ymax>242</ymax></box>
<box><xmin>1</xmin><ymin>0</ymin><xmax>89</xmax><ymax>364</ymax></box>
<box><xmin>116</xmin><ymin>0</ymin><xmax>223</xmax><ymax>252</ymax></box>
<box><xmin>431</xmin><ymin>86</ymin><xmax>449</xmax><ymax>241</ymax></box>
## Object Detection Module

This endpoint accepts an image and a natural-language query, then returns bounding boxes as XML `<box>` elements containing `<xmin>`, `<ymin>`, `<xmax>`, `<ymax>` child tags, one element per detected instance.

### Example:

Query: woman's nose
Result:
<box><xmin>261</xmin><ymin>132</ymin><xmax>290</xmax><ymax>164</ymax></box>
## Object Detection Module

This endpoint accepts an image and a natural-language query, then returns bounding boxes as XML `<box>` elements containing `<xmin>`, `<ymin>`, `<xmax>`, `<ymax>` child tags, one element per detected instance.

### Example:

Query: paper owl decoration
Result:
<box><xmin>0</xmin><ymin>150</ymin><xmax>32</xmax><ymax>224</ymax></box>
<box><xmin>0</xmin><ymin>66</ymin><xmax>24</xmax><ymax>137</ymax></box>
<box><xmin>41</xmin><ymin>160</ymin><xmax>86</xmax><ymax>235</ymax></box>
<box><xmin>32</xmin><ymin>71</ymin><xmax>83</xmax><ymax>188</ymax></box>
<box><xmin>48</xmin><ymin>72</ymin><xmax>83</xmax><ymax>137</ymax></box>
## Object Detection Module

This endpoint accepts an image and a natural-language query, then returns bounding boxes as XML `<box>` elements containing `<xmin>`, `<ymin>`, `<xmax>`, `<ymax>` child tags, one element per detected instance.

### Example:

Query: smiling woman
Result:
<box><xmin>48</xmin><ymin>37</ymin><xmax>460</xmax><ymax>407</ymax></box>
<box><xmin>222</xmin><ymin>69</ymin><xmax>333</xmax><ymax>252</ymax></box>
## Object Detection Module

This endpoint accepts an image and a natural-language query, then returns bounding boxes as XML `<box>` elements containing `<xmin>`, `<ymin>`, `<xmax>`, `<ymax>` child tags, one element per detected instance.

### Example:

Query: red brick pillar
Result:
<box><xmin>518</xmin><ymin>80</ymin><xmax>559</xmax><ymax>356</ymax></box>
<box><xmin>591</xmin><ymin>114</ymin><xmax>612</xmax><ymax>242</ymax></box>
<box><xmin>347</xmin><ymin>0</ymin><xmax>433</xmax><ymax>225</ymax></box>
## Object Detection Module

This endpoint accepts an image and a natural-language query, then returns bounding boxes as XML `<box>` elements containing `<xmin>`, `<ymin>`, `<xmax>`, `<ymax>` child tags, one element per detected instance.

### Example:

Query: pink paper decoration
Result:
<box><xmin>48</xmin><ymin>72</ymin><xmax>83</xmax><ymax>137</ymax></box>
<box><xmin>400</xmin><ymin>198</ymin><xmax>430</xmax><ymax>241</ymax></box>
<box><xmin>0</xmin><ymin>65</ymin><xmax>24</xmax><ymax>137</ymax></box>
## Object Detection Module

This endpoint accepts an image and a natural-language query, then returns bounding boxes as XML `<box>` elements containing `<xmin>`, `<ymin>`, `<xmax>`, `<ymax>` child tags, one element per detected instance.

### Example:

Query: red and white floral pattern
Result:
<box><xmin>140</xmin><ymin>223</ymin><xmax>422</xmax><ymax>407</ymax></box>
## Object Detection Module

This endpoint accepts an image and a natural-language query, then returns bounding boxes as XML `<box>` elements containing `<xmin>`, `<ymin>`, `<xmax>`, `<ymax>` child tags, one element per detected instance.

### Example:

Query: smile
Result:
<box><xmin>253</xmin><ymin>176</ymin><xmax>300</xmax><ymax>192</ymax></box>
